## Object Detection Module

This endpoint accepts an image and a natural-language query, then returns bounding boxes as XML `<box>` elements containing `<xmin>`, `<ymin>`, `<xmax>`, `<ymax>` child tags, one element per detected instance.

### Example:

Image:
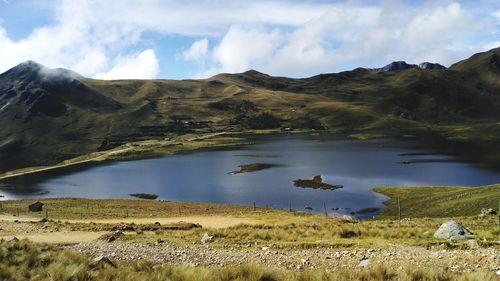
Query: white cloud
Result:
<box><xmin>213</xmin><ymin>25</ymin><xmax>282</xmax><ymax>73</ymax></box>
<box><xmin>193</xmin><ymin>1</ymin><xmax>498</xmax><ymax>78</ymax></box>
<box><xmin>94</xmin><ymin>49</ymin><xmax>159</xmax><ymax>80</ymax></box>
<box><xmin>0</xmin><ymin>1</ymin><xmax>498</xmax><ymax>79</ymax></box>
<box><xmin>182</xmin><ymin>39</ymin><xmax>209</xmax><ymax>61</ymax></box>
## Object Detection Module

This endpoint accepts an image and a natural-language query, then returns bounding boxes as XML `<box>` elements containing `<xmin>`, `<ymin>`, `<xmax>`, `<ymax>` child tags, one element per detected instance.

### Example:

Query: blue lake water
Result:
<box><xmin>2</xmin><ymin>134</ymin><xmax>500</xmax><ymax>217</ymax></box>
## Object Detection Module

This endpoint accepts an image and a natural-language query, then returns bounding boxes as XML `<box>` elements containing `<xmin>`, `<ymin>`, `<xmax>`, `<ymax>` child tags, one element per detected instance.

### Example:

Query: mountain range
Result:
<box><xmin>2</xmin><ymin>48</ymin><xmax>500</xmax><ymax>172</ymax></box>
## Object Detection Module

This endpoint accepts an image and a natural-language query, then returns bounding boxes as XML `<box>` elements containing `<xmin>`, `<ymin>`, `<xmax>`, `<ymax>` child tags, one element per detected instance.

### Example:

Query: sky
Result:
<box><xmin>0</xmin><ymin>0</ymin><xmax>499</xmax><ymax>80</ymax></box>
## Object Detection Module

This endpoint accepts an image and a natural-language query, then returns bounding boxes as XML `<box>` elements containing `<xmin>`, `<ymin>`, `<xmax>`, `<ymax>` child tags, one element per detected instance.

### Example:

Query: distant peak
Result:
<box><xmin>378</xmin><ymin>61</ymin><xmax>418</xmax><ymax>72</ymax></box>
<box><xmin>11</xmin><ymin>60</ymin><xmax>44</xmax><ymax>72</ymax></box>
<box><xmin>243</xmin><ymin>69</ymin><xmax>268</xmax><ymax>76</ymax></box>
<box><xmin>418</xmin><ymin>62</ymin><xmax>447</xmax><ymax>70</ymax></box>
<box><xmin>1</xmin><ymin>60</ymin><xmax>81</xmax><ymax>82</ymax></box>
<box><xmin>20</xmin><ymin>60</ymin><xmax>43</xmax><ymax>66</ymax></box>
<box><xmin>371</xmin><ymin>60</ymin><xmax>446</xmax><ymax>72</ymax></box>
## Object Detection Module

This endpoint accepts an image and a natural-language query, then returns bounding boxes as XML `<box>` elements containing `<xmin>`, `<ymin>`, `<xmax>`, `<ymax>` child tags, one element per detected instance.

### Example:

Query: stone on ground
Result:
<box><xmin>434</xmin><ymin>221</ymin><xmax>473</xmax><ymax>241</ymax></box>
<box><xmin>201</xmin><ymin>233</ymin><xmax>214</xmax><ymax>243</ymax></box>
<box><xmin>358</xmin><ymin>258</ymin><xmax>370</xmax><ymax>268</ymax></box>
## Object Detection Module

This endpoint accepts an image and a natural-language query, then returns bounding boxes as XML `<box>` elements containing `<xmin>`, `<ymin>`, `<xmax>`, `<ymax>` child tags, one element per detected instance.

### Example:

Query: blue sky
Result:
<box><xmin>0</xmin><ymin>0</ymin><xmax>499</xmax><ymax>79</ymax></box>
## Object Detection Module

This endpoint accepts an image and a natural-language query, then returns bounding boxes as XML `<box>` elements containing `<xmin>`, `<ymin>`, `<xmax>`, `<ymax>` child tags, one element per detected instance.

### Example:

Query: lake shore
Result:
<box><xmin>0</xmin><ymin>133</ymin><xmax>250</xmax><ymax>182</ymax></box>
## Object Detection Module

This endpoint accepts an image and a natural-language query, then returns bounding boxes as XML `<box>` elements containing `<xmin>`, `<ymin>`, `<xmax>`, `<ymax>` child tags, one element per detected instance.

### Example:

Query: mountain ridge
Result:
<box><xmin>1</xmin><ymin>47</ymin><xmax>500</xmax><ymax>172</ymax></box>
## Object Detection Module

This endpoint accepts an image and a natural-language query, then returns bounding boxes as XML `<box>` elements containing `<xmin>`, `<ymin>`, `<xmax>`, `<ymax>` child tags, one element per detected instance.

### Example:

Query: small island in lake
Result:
<box><xmin>293</xmin><ymin>175</ymin><xmax>343</xmax><ymax>190</ymax></box>
<box><xmin>129</xmin><ymin>193</ymin><xmax>159</xmax><ymax>200</ymax></box>
<box><xmin>229</xmin><ymin>163</ymin><xmax>282</xmax><ymax>174</ymax></box>
<box><xmin>355</xmin><ymin>207</ymin><xmax>380</xmax><ymax>214</ymax></box>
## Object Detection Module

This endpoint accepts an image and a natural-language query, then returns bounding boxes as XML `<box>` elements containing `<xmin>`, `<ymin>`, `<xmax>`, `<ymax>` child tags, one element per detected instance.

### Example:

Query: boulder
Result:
<box><xmin>466</xmin><ymin>239</ymin><xmax>479</xmax><ymax>249</ymax></box>
<box><xmin>481</xmin><ymin>208</ymin><xmax>497</xmax><ymax>215</ymax></box>
<box><xmin>4</xmin><ymin>236</ymin><xmax>18</xmax><ymax>242</ymax></box>
<box><xmin>434</xmin><ymin>221</ymin><xmax>473</xmax><ymax>241</ymax></box>
<box><xmin>201</xmin><ymin>233</ymin><xmax>214</xmax><ymax>244</ymax></box>
<box><xmin>358</xmin><ymin>258</ymin><xmax>370</xmax><ymax>268</ymax></box>
<box><xmin>92</xmin><ymin>256</ymin><xmax>116</xmax><ymax>268</ymax></box>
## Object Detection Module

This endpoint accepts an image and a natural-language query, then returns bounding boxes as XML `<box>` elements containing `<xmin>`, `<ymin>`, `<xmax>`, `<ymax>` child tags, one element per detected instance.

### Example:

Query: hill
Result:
<box><xmin>2</xmin><ymin>48</ymin><xmax>500</xmax><ymax>172</ymax></box>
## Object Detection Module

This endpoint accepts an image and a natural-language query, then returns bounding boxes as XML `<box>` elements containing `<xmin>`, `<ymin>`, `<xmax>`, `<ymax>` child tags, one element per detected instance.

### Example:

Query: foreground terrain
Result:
<box><xmin>0</xmin><ymin>186</ymin><xmax>499</xmax><ymax>280</ymax></box>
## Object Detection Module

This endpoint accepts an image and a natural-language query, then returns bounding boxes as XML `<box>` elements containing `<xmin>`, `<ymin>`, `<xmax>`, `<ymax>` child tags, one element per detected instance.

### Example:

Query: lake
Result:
<box><xmin>2</xmin><ymin>134</ymin><xmax>500</xmax><ymax>218</ymax></box>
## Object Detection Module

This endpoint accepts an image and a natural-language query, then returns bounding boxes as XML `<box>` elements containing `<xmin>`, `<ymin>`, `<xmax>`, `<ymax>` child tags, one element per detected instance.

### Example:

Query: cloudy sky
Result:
<box><xmin>0</xmin><ymin>0</ymin><xmax>499</xmax><ymax>79</ymax></box>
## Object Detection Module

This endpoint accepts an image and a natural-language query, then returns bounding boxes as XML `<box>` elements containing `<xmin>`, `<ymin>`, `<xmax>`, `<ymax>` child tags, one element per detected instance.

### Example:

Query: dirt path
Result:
<box><xmin>9</xmin><ymin>231</ymin><xmax>105</xmax><ymax>244</ymax></box>
<box><xmin>0</xmin><ymin>215</ymin><xmax>261</xmax><ymax>229</ymax></box>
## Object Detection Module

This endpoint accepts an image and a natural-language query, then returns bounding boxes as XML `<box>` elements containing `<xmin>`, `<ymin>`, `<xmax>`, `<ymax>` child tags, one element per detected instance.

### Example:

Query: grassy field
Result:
<box><xmin>0</xmin><ymin>198</ymin><xmax>260</xmax><ymax>220</ymax></box>
<box><xmin>1</xmin><ymin>196</ymin><xmax>499</xmax><ymax>249</ymax></box>
<box><xmin>1</xmin><ymin>188</ymin><xmax>500</xmax><ymax>280</ymax></box>
<box><xmin>373</xmin><ymin>184</ymin><xmax>500</xmax><ymax>218</ymax></box>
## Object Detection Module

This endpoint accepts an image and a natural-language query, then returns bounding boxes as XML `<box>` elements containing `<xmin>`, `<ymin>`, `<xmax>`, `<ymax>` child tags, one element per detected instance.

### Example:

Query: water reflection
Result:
<box><xmin>2</xmin><ymin>134</ymin><xmax>500</xmax><ymax>218</ymax></box>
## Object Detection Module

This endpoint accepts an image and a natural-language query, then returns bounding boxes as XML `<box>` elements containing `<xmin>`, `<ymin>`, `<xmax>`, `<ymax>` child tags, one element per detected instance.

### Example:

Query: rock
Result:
<box><xmin>5</xmin><ymin>236</ymin><xmax>18</xmax><ymax>242</ymax></box>
<box><xmin>418</xmin><ymin>62</ymin><xmax>447</xmax><ymax>70</ymax></box>
<box><xmin>358</xmin><ymin>258</ymin><xmax>370</xmax><ymax>268</ymax></box>
<box><xmin>341</xmin><ymin>215</ymin><xmax>355</xmax><ymax>221</ymax></box>
<box><xmin>481</xmin><ymin>208</ymin><xmax>497</xmax><ymax>215</ymax></box>
<box><xmin>262</xmin><ymin>247</ymin><xmax>270</xmax><ymax>251</ymax></box>
<box><xmin>107</xmin><ymin>236</ymin><xmax>117</xmax><ymax>243</ymax></box>
<box><xmin>434</xmin><ymin>221</ymin><xmax>473</xmax><ymax>241</ymax></box>
<box><xmin>201</xmin><ymin>233</ymin><xmax>214</xmax><ymax>244</ymax></box>
<box><xmin>367</xmin><ymin>248</ymin><xmax>375</xmax><ymax>253</ymax></box>
<box><xmin>122</xmin><ymin>225</ymin><xmax>134</xmax><ymax>231</ymax></box>
<box><xmin>496</xmin><ymin>270</ymin><xmax>500</xmax><ymax>276</ymax></box>
<box><xmin>466</xmin><ymin>239</ymin><xmax>479</xmax><ymax>249</ymax></box>
<box><xmin>92</xmin><ymin>256</ymin><xmax>116</xmax><ymax>268</ymax></box>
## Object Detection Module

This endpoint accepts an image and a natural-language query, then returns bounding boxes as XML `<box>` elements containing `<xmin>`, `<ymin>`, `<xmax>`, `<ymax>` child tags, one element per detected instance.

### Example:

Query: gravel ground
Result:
<box><xmin>69</xmin><ymin>240</ymin><xmax>500</xmax><ymax>273</ymax></box>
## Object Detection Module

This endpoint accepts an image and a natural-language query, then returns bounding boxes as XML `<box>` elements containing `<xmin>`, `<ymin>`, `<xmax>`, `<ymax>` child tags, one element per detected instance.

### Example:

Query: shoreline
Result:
<box><xmin>0</xmin><ymin>133</ymin><xmax>251</xmax><ymax>182</ymax></box>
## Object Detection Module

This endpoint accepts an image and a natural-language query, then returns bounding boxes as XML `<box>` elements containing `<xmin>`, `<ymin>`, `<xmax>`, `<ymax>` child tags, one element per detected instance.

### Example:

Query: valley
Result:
<box><xmin>3</xmin><ymin>48</ymin><xmax>500</xmax><ymax>174</ymax></box>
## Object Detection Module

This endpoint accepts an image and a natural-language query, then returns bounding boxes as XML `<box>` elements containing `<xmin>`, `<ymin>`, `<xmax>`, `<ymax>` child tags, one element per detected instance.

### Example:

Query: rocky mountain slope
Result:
<box><xmin>1</xmin><ymin>48</ymin><xmax>500</xmax><ymax>172</ymax></box>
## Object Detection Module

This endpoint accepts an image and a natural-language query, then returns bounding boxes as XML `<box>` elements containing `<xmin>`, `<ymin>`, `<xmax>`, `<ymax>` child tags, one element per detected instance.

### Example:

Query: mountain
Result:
<box><xmin>1</xmin><ymin>48</ymin><xmax>500</xmax><ymax>172</ymax></box>
<box><xmin>373</xmin><ymin>61</ymin><xmax>418</xmax><ymax>72</ymax></box>
<box><xmin>372</xmin><ymin>61</ymin><xmax>446</xmax><ymax>72</ymax></box>
<box><xmin>418</xmin><ymin>62</ymin><xmax>447</xmax><ymax>70</ymax></box>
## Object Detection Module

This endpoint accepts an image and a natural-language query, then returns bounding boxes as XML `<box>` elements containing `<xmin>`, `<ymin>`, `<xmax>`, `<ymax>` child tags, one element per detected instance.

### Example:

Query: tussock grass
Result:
<box><xmin>0</xmin><ymin>198</ymin><xmax>258</xmax><ymax>220</ymax></box>
<box><xmin>119</xmin><ymin>216</ymin><xmax>499</xmax><ymax>248</ymax></box>
<box><xmin>0</xmin><ymin>239</ymin><xmax>496</xmax><ymax>281</ymax></box>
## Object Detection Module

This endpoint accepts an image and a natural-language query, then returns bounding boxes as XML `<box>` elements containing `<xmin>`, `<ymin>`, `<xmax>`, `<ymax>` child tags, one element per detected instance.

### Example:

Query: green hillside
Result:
<box><xmin>2</xmin><ymin>48</ymin><xmax>500</xmax><ymax>172</ymax></box>
<box><xmin>374</xmin><ymin>185</ymin><xmax>500</xmax><ymax>218</ymax></box>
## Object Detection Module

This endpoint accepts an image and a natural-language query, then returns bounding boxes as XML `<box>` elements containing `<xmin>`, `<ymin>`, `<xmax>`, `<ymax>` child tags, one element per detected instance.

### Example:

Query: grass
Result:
<box><xmin>373</xmin><ymin>184</ymin><xmax>500</xmax><ymax>218</ymax></box>
<box><xmin>115</xmin><ymin>215</ymin><xmax>499</xmax><ymax>249</ymax></box>
<box><xmin>2</xmin><ymin>195</ymin><xmax>500</xmax><ymax>248</ymax></box>
<box><xmin>0</xmin><ymin>198</ymin><xmax>260</xmax><ymax>220</ymax></box>
<box><xmin>0</xmin><ymin>239</ymin><xmax>497</xmax><ymax>281</ymax></box>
